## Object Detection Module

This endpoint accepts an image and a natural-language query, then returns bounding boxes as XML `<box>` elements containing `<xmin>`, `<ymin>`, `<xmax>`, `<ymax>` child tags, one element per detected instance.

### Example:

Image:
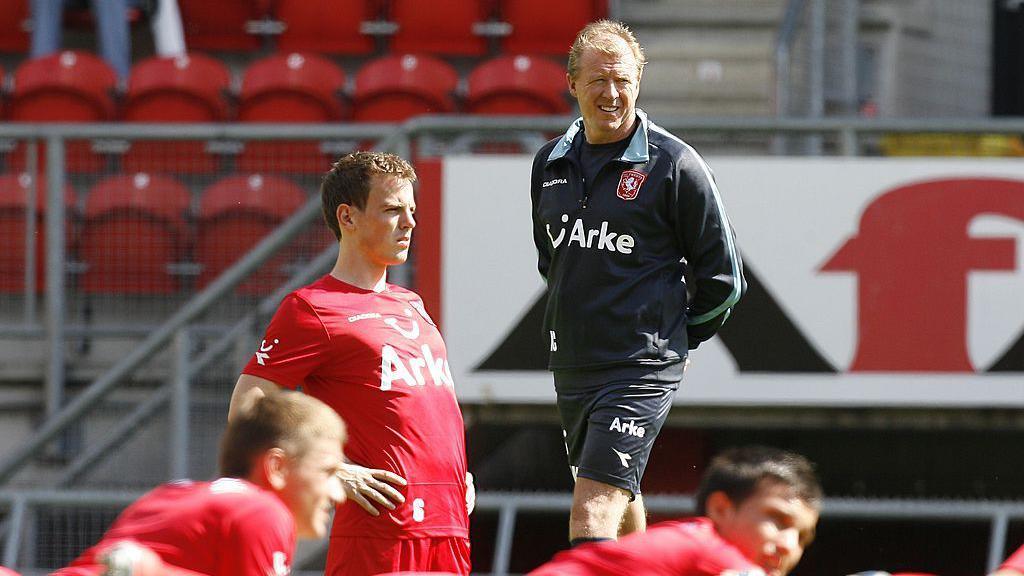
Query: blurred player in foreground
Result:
<box><xmin>529</xmin><ymin>446</ymin><xmax>821</xmax><ymax>576</ymax></box>
<box><xmin>54</xmin><ymin>389</ymin><xmax>346</xmax><ymax>576</ymax></box>
<box><xmin>992</xmin><ymin>543</ymin><xmax>1024</xmax><ymax>576</ymax></box>
<box><xmin>230</xmin><ymin>151</ymin><xmax>472</xmax><ymax>575</ymax></box>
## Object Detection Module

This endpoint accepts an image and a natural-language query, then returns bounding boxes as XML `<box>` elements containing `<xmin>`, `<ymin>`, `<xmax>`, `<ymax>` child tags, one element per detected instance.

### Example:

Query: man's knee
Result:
<box><xmin>570</xmin><ymin>477</ymin><xmax>632</xmax><ymax>538</ymax></box>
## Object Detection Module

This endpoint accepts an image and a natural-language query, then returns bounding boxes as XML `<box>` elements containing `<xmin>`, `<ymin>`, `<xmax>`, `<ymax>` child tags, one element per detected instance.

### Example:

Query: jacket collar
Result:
<box><xmin>546</xmin><ymin>108</ymin><xmax>650</xmax><ymax>164</ymax></box>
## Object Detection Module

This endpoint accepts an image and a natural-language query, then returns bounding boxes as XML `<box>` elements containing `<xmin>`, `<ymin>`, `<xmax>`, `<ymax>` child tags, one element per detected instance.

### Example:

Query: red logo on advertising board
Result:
<box><xmin>821</xmin><ymin>178</ymin><xmax>1024</xmax><ymax>372</ymax></box>
<box><xmin>617</xmin><ymin>170</ymin><xmax>646</xmax><ymax>200</ymax></box>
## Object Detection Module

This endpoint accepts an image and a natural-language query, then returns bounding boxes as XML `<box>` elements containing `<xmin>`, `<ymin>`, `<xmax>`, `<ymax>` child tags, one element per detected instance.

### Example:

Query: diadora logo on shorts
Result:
<box><xmin>546</xmin><ymin>215</ymin><xmax>635</xmax><ymax>254</ymax></box>
<box><xmin>609</xmin><ymin>417</ymin><xmax>646</xmax><ymax>437</ymax></box>
<box><xmin>542</xmin><ymin>178</ymin><xmax>568</xmax><ymax>188</ymax></box>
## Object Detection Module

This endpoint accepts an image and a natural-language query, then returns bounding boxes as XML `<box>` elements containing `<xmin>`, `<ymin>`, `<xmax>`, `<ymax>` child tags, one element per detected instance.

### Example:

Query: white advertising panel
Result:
<box><xmin>441</xmin><ymin>157</ymin><xmax>1024</xmax><ymax>406</ymax></box>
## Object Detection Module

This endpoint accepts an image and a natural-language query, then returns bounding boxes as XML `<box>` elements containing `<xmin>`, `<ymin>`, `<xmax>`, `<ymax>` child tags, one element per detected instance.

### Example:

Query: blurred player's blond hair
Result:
<box><xmin>219</xmin><ymin>389</ymin><xmax>345</xmax><ymax>477</ymax></box>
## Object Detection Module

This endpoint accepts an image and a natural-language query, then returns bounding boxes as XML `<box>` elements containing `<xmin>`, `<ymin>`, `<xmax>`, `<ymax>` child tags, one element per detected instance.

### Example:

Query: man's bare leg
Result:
<box><xmin>569</xmin><ymin>477</ymin><xmax>631</xmax><ymax>541</ymax></box>
<box><xmin>619</xmin><ymin>495</ymin><xmax>647</xmax><ymax>536</ymax></box>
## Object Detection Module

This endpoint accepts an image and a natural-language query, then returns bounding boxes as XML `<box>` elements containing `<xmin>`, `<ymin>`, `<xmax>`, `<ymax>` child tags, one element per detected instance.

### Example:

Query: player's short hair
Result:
<box><xmin>568</xmin><ymin>19</ymin><xmax>647</xmax><ymax>80</ymax></box>
<box><xmin>321</xmin><ymin>151</ymin><xmax>417</xmax><ymax>240</ymax></box>
<box><xmin>695</xmin><ymin>446</ymin><xmax>822</xmax><ymax>515</ymax></box>
<box><xmin>219</xmin><ymin>390</ymin><xmax>345</xmax><ymax>477</ymax></box>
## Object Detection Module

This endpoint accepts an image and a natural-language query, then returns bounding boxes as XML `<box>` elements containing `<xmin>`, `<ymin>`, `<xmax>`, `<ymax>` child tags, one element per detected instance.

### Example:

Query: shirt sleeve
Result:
<box><xmin>221</xmin><ymin>502</ymin><xmax>295</xmax><ymax>576</ymax></box>
<box><xmin>531</xmin><ymin>150</ymin><xmax>553</xmax><ymax>281</ymax></box>
<box><xmin>1003</xmin><ymin>544</ymin><xmax>1024</xmax><ymax>572</ymax></box>
<box><xmin>672</xmin><ymin>149</ymin><xmax>746</xmax><ymax>350</ymax></box>
<box><xmin>242</xmin><ymin>294</ymin><xmax>330</xmax><ymax>389</ymax></box>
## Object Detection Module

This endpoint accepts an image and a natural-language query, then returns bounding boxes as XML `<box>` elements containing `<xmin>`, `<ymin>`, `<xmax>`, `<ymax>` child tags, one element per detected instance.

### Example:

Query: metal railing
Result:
<box><xmin>1</xmin><ymin>117</ymin><xmax>1024</xmax><ymax>572</ymax></box>
<box><xmin>2</xmin><ymin>489</ymin><xmax>1022</xmax><ymax>574</ymax></box>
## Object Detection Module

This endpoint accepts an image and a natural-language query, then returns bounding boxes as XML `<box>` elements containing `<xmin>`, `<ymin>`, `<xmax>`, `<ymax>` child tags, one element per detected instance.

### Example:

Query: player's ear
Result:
<box><xmin>705</xmin><ymin>490</ymin><xmax>737</xmax><ymax>524</ymax></box>
<box><xmin>263</xmin><ymin>447</ymin><xmax>290</xmax><ymax>490</ymax></box>
<box><xmin>336</xmin><ymin>203</ymin><xmax>357</xmax><ymax>231</ymax></box>
<box><xmin>567</xmin><ymin>72</ymin><xmax>577</xmax><ymax>98</ymax></box>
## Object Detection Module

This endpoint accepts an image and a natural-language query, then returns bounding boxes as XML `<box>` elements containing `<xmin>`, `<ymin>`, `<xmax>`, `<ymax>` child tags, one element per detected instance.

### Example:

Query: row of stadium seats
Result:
<box><xmin>0</xmin><ymin>172</ymin><xmax>324</xmax><ymax>295</ymax></box>
<box><xmin>0</xmin><ymin>50</ymin><xmax>569</xmax><ymax>172</ymax></box>
<box><xmin>2</xmin><ymin>51</ymin><xmax>570</xmax><ymax>122</ymax></box>
<box><xmin>0</xmin><ymin>0</ymin><xmax>605</xmax><ymax>56</ymax></box>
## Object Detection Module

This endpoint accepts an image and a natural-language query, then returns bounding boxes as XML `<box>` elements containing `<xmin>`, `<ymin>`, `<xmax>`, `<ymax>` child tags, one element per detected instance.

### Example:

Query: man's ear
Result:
<box><xmin>705</xmin><ymin>490</ymin><xmax>736</xmax><ymax>524</ymax></box>
<box><xmin>261</xmin><ymin>447</ymin><xmax>290</xmax><ymax>491</ymax></box>
<box><xmin>567</xmin><ymin>72</ymin><xmax>577</xmax><ymax>98</ymax></box>
<box><xmin>336</xmin><ymin>204</ymin><xmax>357</xmax><ymax>232</ymax></box>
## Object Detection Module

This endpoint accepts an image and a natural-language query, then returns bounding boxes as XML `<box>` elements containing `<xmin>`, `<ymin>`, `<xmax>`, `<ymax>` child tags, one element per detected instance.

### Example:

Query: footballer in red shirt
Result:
<box><xmin>55</xmin><ymin>391</ymin><xmax>345</xmax><ymax>576</ymax></box>
<box><xmin>529</xmin><ymin>446</ymin><xmax>821</xmax><ymax>576</ymax></box>
<box><xmin>231</xmin><ymin>152</ymin><xmax>472</xmax><ymax>576</ymax></box>
<box><xmin>994</xmin><ymin>544</ymin><xmax>1024</xmax><ymax>575</ymax></box>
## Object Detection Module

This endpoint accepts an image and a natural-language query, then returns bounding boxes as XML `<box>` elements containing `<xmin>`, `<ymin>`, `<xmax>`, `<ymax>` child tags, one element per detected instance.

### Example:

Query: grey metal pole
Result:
<box><xmin>806</xmin><ymin>0</ymin><xmax>826</xmax><ymax>155</ymax></box>
<box><xmin>171</xmin><ymin>329</ymin><xmax>191</xmax><ymax>480</ymax></box>
<box><xmin>987</xmin><ymin>512</ymin><xmax>1010</xmax><ymax>573</ymax></box>
<box><xmin>2</xmin><ymin>497</ymin><xmax>25</xmax><ymax>568</ymax></box>
<box><xmin>24</xmin><ymin>141</ymin><xmax>38</xmax><ymax>326</ymax></box>
<box><xmin>44</xmin><ymin>136</ymin><xmax>66</xmax><ymax>422</ymax></box>
<box><xmin>838</xmin><ymin>0</ymin><xmax>861</xmax><ymax>116</ymax></box>
<box><xmin>491</xmin><ymin>502</ymin><xmax>518</xmax><ymax>576</ymax></box>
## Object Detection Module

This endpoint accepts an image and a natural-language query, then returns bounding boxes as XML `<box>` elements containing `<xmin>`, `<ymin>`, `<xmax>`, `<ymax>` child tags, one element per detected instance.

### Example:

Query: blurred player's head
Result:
<box><xmin>220</xmin><ymin>389</ymin><xmax>346</xmax><ymax>538</ymax></box>
<box><xmin>567</xmin><ymin>20</ymin><xmax>646</xmax><ymax>145</ymax></box>
<box><xmin>695</xmin><ymin>446</ymin><xmax>822</xmax><ymax>576</ymax></box>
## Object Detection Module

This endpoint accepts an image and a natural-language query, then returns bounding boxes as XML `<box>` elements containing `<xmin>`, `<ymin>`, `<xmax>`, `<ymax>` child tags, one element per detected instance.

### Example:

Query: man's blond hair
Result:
<box><xmin>567</xmin><ymin>19</ymin><xmax>647</xmax><ymax>80</ymax></box>
<box><xmin>220</xmin><ymin>390</ymin><xmax>345</xmax><ymax>477</ymax></box>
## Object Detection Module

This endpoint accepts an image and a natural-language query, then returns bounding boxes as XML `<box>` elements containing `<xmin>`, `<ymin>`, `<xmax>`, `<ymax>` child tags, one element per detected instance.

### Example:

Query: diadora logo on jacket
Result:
<box><xmin>546</xmin><ymin>214</ymin><xmax>635</xmax><ymax>254</ymax></box>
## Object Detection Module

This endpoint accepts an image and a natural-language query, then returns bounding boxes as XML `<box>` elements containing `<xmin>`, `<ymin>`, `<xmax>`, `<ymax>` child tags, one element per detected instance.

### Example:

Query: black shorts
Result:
<box><xmin>554</xmin><ymin>364</ymin><xmax>682</xmax><ymax>497</ymax></box>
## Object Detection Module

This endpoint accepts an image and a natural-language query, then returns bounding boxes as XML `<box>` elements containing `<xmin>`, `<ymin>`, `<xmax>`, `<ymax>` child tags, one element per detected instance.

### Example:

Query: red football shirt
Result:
<box><xmin>1003</xmin><ymin>544</ymin><xmax>1024</xmax><ymax>572</ymax></box>
<box><xmin>529</xmin><ymin>518</ymin><xmax>764</xmax><ymax>576</ymax></box>
<box><xmin>58</xmin><ymin>479</ymin><xmax>294</xmax><ymax>576</ymax></box>
<box><xmin>243</xmin><ymin>276</ymin><xmax>469</xmax><ymax>540</ymax></box>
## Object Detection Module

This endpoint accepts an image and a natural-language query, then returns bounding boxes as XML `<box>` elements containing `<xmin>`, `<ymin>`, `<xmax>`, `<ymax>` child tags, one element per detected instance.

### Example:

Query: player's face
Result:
<box><xmin>349</xmin><ymin>175</ymin><xmax>416</xmax><ymax>267</ymax></box>
<box><xmin>280</xmin><ymin>437</ymin><xmax>345</xmax><ymax>539</ymax></box>
<box><xmin>711</xmin><ymin>480</ymin><xmax>819</xmax><ymax>576</ymax></box>
<box><xmin>568</xmin><ymin>39</ymin><xmax>642</xmax><ymax>145</ymax></box>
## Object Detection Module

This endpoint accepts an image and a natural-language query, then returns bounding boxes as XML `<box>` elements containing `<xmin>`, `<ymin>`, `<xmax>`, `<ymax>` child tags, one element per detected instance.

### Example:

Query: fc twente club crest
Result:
<box><xmin>617</xmin><ymin>169</ymin><xmax>646</xmax><ymax>200</ymax></box>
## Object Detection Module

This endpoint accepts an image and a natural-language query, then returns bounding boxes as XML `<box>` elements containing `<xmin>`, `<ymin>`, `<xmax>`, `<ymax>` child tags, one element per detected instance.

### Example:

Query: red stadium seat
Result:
<box><xmin>0</xmin><ymin>1</ymin><xmax>30</xmax><ymax>53</ymax></box>
<box><xmin>10</xmin><ymin>51</ymin><xmax>117</xmax><ymax>121</ymax></box>
<box><xmin>9</xmin><ymin>51</ymin><xmax>117</xmax><ymax>173</ymax></box>
<box><xmin>196</xmin><ymin>174</ymin><xmax>307</xmax><ymax>295</ymax></box>
<box><xmin>122</xmin><ymin>54</ymin><xmax>231</xmax><ymax>174</ymax></box>
<box><xmin>276</xmin><ymin>0</ymin><xmax>377</xmax><ymax>55</ymax></box>
<box><xmin>500</xmin><ymin>0</ymin><xmax>605</xmax><ymax>55</ymax></box>
<box><xmin>352</xmin><ymin>54</ymin><xmax>458</xmax><ymax>122</ymax></box>
<box><xmin>466</xmin><ymin>55</ymin><xmax>570</xmax><ymax>115</ymax></box>
<box><xmin>79</xmin><ymin>173</ymin><xmax>191</xmax><ymax>294</ymax></box>
<box><xmin>389</xmin><ymin>0</ymin><xmax>488</xmax><ymax>56</ymax></box>
<box><xmin>0</xmin><ymin>173</ymin><xmax>77</xmax><ymax>293</ymax></box>
<box><xmin>237</xmin><ymin>53</ymin><xmax>347</xmax><ymax>173</ymax></box>
<box><xmin>177</xmin><ymin>0</ymin><xmax>271</xmax><ymax>51</ymax></box>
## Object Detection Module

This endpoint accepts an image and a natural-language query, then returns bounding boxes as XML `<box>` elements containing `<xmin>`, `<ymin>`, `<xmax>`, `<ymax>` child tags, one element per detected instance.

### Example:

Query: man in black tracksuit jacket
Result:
<box><xmin>531</xmin><ymin>20</ymin><xmax>745</xmax><ymax>547</ymax></box>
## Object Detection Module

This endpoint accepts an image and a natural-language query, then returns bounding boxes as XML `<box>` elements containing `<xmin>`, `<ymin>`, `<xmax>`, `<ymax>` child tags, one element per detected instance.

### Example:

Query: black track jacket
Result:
<box><xmin>530</xmin><ymin>110</ymin><xmax>745</xmax><ymax>372</ymax></box>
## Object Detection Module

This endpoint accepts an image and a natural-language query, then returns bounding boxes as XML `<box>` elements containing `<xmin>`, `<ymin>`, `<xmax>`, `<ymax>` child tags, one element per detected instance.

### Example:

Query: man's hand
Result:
<box><xmin>338</xmin><ymin>462</ymin><xmax>407</xmax><ymax>516</ymax></box>
<box><xmin>465</xmin><ymin>472</ymin><xmax>476</xmax><ymax>516</ymax></box>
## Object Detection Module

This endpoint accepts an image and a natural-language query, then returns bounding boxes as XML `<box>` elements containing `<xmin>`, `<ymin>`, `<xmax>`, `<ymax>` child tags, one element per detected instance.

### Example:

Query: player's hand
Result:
<box><xmin>338</xmin><ymin>462</ymin><xmax>407</xmax><ymax>516</ymax></box>
<box><xmin>98</xmin><ymin>541</ymin><xmax>162</xmax><ymax>576</ymax></box>
<box><xmin>465</xmin><ymin>471</ymin><xmax>476</xmax><ymax>516</ymax></box>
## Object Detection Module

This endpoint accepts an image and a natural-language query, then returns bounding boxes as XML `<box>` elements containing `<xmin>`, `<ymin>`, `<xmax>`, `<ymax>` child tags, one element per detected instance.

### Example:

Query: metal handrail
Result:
<box><xmin>2</xmin><ymin>490</ymin><xmax>1022</xmax><ymax>574</ymax></box>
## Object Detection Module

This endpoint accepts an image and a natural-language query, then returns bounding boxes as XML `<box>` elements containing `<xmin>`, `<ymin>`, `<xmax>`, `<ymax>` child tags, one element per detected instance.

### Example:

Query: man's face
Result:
<box><xmin>568</xmin><ymin>38</ymin><xmax>642</xmax><ymax>144</ymax></box>
<box><xmin>346</xmin><ymin>174</ymin><xmax>416</xmax><ymax>267</ymax></box>
<box><xmin>711</xmin><ymin>480</ymin><xmax>819</xmax><ymax>576</ymax></box>
<box><xmin>278</xmin><ymin>437</ymin><xmax>345</xmax><ymax>539</ymax></box>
